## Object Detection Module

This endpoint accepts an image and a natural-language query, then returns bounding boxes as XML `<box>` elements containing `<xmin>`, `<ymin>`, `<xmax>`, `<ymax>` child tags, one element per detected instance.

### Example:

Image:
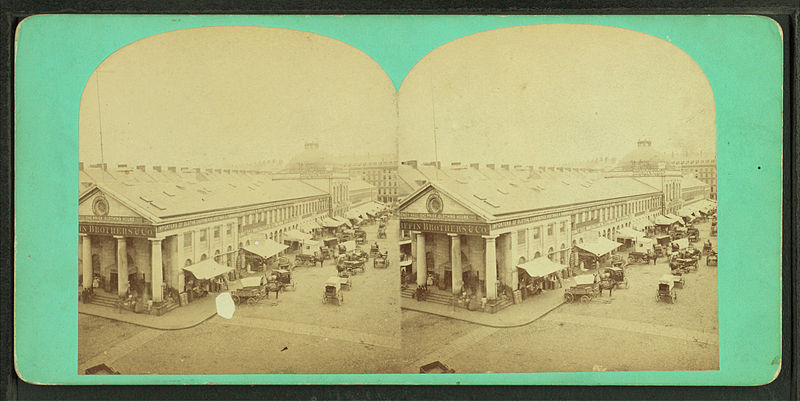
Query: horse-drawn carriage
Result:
<box><xmin>276</xmin><ymin>256</ymin><xmax>292</xmax><ymax>271</ymax></box>
<box><xmin>654</xmin><ymin>235</ymin><xmax>672</xmax><ymax>257</ymax></box>
<box><xmin>323</xmin><ymin>279</ymin><xmax>345</xmax><ymax>305</ymax></box>
<box><xmin>269</xmin><ymin>269</ymin><xmax>295</xmax><ymax>291</ymax></box>
<box><xmin>370</xmin><ymin>242</ymin><xmax>381</xmax><ymax>258</ymax></box>
<box><xmin>564</xmin><ymin>275</ymin><xmax>600</xmax><ymax>303</ymax></box>
<box><xmin>374</xmin><ymin>251</ymin><xmax>390</xmax><ymax>269</ymax></box>
<box><xmin>610</xmin><ymin>254</ymin><xmax>627</xmax><ymax>268</ymax></box>
<box><xmin>354</xmin><ymin>229</ymin><xmax>368</xmax><ymax>245</ymax></box>
<box><xmin>656</xmin><ymin>275</ymin><xmax>678</xmax><ymax>303</ymax></box>
<box><xmin>627</xmin><ymin>251</ymin><xmax>650</xmax><ymax>265</ymax></box>
<box><xmin>706</xmin><ymin>250</ymin><xmax>718</xmax><ymax>266</ymax></box>
<box><xmin>669</xmin><ymin>253</ymin><xmax>698</xmax><ymax>274</ymax></box>
<box><xmin>687</xmin><ymin>227</ymin><xmax>700</xmax><ymax>243</ymax></box>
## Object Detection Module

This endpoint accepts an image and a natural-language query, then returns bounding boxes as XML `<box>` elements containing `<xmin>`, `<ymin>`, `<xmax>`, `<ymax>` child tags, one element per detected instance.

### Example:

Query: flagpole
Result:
<box><xmin>430</xmin><ymin>74</ymin><xmax>439</xmax><ymax>181</ymax></box>
<box><xmin>95</xmin><ymin>71</ymin><xmax>105</xmax><ymax>183</ymax></box>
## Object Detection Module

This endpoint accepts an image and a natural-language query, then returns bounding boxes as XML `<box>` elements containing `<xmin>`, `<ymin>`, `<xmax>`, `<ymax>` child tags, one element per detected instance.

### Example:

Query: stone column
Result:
<box><xmin>484</xmin><ymin>235</ymin><xmax>498</xmax><ymax>300</ymax></box>
<box><xmin>81</xmin><ymin>234</ymin><xmax>92</xmax><ymax>290</ymax></box>
<box><xmin>416</xmin><ymin>232</ymin><xmax>427</xmax><ymax>287</ymax></box>
<box><xmin>115</xmin><ymin>236</ymin><xmax>128</xmax><ymax>296</ymax></box>
<box><xmin>449</xmin><ymin>234</ymin><xmax>462</xmax><ymax>295</ymax></box>
<box><xmin>176</xmin><ymin>233</ymin><xmax>185</xmax><ymax>292</ymax></box>
<box><xmin>192</xmin><ymin>229</ymin><xmax>199</xmax><ymax>263</ymax></box>
<box><xmin>151</xmin><ymin>239</ymin><xmax>163</xmax><ymax>302</ymax></box>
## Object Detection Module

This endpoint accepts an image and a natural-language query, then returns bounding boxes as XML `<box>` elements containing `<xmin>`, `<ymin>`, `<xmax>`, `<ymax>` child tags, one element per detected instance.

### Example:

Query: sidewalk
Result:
<box><xmin>78</xmin><ymin>295</ymin><xmax>218</xmax><ymax>330</ymax></box>
<box><xmin>402</xmin><ymin>285</ymin><xmax>567</xmax><ymax>328</ymax></box>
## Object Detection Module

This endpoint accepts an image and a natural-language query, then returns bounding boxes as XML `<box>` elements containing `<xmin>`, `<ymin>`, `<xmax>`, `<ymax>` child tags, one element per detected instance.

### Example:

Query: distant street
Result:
<box><xmin>402</xmin><ymin>220</ymin><xmax>718</xmax><ymax>373</ymax></box>
<box><xmin>79</xmin><ymin>218</ymin><xmax>401</xmax><ymax>374</ymax></box>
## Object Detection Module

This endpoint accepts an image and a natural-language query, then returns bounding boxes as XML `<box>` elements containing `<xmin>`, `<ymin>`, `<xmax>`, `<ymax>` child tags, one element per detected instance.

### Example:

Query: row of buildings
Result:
<box><xmin>78</xmin><ymin>142</ymin><xmax>386</xmax><ymax>306</ymax></box>
<box><xmin>396</xmin><ymin>140</ymin><xmax>715</xmax><ymax>306</ymax></box>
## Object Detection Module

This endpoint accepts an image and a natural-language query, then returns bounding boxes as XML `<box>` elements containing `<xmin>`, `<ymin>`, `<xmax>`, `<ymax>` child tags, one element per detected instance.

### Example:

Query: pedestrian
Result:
<box><xmin>607</xmin><ymin>282</ymin><xmax>614</xmax><ymax>297</ymax></box>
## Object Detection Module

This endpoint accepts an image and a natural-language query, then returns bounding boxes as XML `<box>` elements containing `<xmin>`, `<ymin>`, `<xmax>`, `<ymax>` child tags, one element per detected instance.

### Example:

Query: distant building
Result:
<box><xmin>343</xmin><ymin>154</ymin><xmax>398</xmax><ymax>204</ymax></box>
<box><xmin>671</xmin><ymin>156</ymin><xmax>717</xmax><ymax>200</ymax></box>
<box><xmin>273</xmin><ymin>142</ymin><xmax>351</xmax><ymax>217</ymax></box>
<box><xmin>607</xmin><ymin>139</ymin><xmax>684</xmax><ymax>215</ymax></box>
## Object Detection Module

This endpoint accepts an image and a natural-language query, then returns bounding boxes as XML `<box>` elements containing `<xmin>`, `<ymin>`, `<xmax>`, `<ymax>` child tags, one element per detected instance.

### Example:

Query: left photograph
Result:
<box><xmin>77</xmin><ymin>26</ymin><xmax>401</xmax><ymax>374</ymax></box>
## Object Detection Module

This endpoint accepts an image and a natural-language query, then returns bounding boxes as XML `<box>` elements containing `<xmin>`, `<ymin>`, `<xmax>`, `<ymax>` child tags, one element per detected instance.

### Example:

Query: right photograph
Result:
<box><xmin>397</xmin><ymin>24</ymin><xmax>718</xmax><ymax>373</ymax></box>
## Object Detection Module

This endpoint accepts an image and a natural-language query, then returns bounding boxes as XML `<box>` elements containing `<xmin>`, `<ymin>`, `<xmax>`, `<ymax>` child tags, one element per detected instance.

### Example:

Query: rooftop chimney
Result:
<box><xmin>501</xmin><ymin>164</ymin><xmax>510</xmax><ymax>170</ymax></box>
<box><xmin>117</xmin><ymin>164</ymin><xmax>128</xmax><ymax>169</ymax></box>
<box><xmin>168</xmin><ymin>166</ymin><xmax>177</xmax><ymax>173</ymax></box>
<box><xmin>451</xmin><ymin>162</ymin><xmax>461</xmax><ymax>167</ymax></box>
<box><xmin>403</xmin><ymin>160</ymin><xmax>418</xmax><ymax>169</ymax></box>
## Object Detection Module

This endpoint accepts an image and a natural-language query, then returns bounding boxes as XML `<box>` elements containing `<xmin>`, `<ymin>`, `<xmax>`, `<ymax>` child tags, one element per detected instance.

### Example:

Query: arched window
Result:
<box><xmin>184</xmin><ymin>259</ymin><xmax>193</xmax><ymax>267</ymax></box>
<box><xmin>200</xmin><ymin>254</ymin><xmax>207</xmax><ymax>261</ymax></box>
<box><xmin>534</xmin><ymin>251</ymin><xmax>541</xmax><ymax>259</ymax></box>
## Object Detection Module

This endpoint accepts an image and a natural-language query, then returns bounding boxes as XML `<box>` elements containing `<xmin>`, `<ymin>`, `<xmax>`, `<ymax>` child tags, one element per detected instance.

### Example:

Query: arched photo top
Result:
<box><xmin>78</xmin><ymin>26</ymin><xmax>397</xmax><ymax>168</ymax></box>
<box><xmin>398</xmin><ymin>23</ymin><xmax>716</xmax><ymax>166</ymax></box>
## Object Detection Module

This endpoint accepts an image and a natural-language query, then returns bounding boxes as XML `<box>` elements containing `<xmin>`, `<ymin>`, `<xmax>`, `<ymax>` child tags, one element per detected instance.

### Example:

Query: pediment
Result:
<box><xmin>400</xmin><ymin>186</ymin><xmax>485</xmax><ymax>223</ymax></box>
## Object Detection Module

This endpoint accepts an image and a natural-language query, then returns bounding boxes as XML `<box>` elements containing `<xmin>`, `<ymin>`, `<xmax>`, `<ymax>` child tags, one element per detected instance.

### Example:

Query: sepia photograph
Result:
<box><xmin>13</xmin><ymin>13</ymin><xmax>782</xmax><ymax>386</ymax></box>
<box><xmin>77</xmin><ymin>26</ymin><xmax>401</xmax><ymax>374</ymax></box>
<box><xmin>397</xmin><ymin>24</ymin><xmax>719</xmax><ymax>374</ymax></box>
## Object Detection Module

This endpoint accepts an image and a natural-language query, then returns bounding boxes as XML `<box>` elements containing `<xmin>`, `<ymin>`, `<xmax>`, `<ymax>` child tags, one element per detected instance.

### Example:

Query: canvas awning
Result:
<box><xmin>634</xmin><ymin>237</ymin><xmax>655</xmax><ymax>252</ymax></box>
<box><xmin>340</xmin><ymin>240</ymin><xmax>357</xmax><ymax>252</ymax></box>
<box><xmin>243</xmin><ymin>239</ymin><xmax>288</xmax><ymax>259</ymax></box>
<box><xmin>616</xmin><ymin>227</ymin><xmax>645</xmax><ymax>240</ymax></box>
<box><xmin>653</xmin><ymin>215</ymin><xmax>676</xmax><ymax>226</ymax></box>
<box><xmin>665</xmin><ymin>214</ymin><xmax>685</xmax><ymax>225</ymax></box>
<box><xmin>517</xmin><ymin>257</ymin><xmax>567</xmax><ymax>278</ymax></box>
<box><xmin>631</xmin><ymin>217</ymin><xmax>654</xmax><ymax>230</ymax></box>
<box><xmin>284</xmin><ymin>229</ymin><xmax>312</xmax><ymax>242</ymax></box>
<box><xmin>575</xmin><ymin>236</ymin><xmax>621</xmax><ymax>257</ymax></box>
<box><xmin>672</xmin><ymin>238</ymin><xmax>689</xmax><ymax>249</ymax></box>
<box><xmin>299</xmin><ymin>220</ymin><xmax>321</xmax><ymax>232</ymax></box>
<box><xmin>321</xmin><ymin>217</ymin><xmax>345</xmax><ymax>228</ymax></box>
<box><xmin>399</xmin><ymin>260</ymin><xmax>412</xmax><ymax>266</ymax></box>
<box><xmin>183</xmin><ymin>259</ymin><xmax>233</xmax><ymax>281</ymax></box>
<box><xmin>302</xmin><ymin>239</ymin><xmax>321</xmax><ymax>249</ymax></box>
<box><xmin>333</xmin><ymin>216</ymin><xmax>352</xmax><ymax>227</ymax></box>
<box><xmin>573</xmin><ymin>275</ymin><xmax>596</xmax><ymax>286</ymax></box>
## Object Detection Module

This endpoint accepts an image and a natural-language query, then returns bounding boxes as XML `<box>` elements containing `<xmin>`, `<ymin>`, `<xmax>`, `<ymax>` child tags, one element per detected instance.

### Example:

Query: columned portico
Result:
<box><xmin>151</xmin><ymin>238</ymin><xmax>164</xmax><ymax>302</ymax></box>
<box><xmin>415</xmin><ymin>231</ymin><xmax>426</xmax><ymax>287</ymax></box>
<box><xmin>115</xmin><ymin>236</ymin><xmax>128</xmax><ymax>296</ymax></box>
<box><xmin>448</xmin><ymin>234</ymin><xmax>462</xmax><ymax>295</ymax></box>
<box><xmin>81</xmin><ymin>234</ymin><xmax>92</xmax><ymax>290</ymax></box>
<box><xmin>483</xmin><ymin>235</ymin><xmax>498</xmax><ymax>300</ymax></box>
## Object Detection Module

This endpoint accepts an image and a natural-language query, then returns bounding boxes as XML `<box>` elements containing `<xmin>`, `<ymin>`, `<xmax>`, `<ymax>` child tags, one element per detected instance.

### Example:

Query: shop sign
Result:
<box><xmin>400</xmin><ymin>212</ymin><xmax>483</xmax><ymax>222</ymax></box>
<box><xmin>400</xmin><ymin>220</ymin><xmax>490</xmax><ymax>235</ymax></box>
<box><xmin>79</xmin><ymin>223</ymin><xmax>156</xmax><ymax>238</ymax></box>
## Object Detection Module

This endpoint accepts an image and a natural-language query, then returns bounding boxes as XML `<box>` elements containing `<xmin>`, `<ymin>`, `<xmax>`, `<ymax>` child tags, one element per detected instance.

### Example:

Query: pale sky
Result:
<box><xmin>79</xmin><ymin>26</ymin><xmax>398</xmax><ymax>168</ymax></box>
<box><xmin>398</xmin><ymin>24</ymin><xmax>716</xmax><ymax>165</ymax></box>
<box><xmin>80</xmin><ymin>24</ymin><xmax>715</xmax><ymax>169</ymax></box>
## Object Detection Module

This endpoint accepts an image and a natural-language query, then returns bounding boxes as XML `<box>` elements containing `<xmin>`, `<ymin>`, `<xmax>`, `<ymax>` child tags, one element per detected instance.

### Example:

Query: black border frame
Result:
<box><xmin>1</xmin><ymin>2</ymin><xmax>796</xmax><ymax>400</ymax></box>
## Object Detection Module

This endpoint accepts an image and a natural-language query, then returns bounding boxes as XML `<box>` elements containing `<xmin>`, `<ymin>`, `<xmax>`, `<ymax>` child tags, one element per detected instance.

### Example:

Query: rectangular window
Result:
<box><xmin>533</xmin><ymin>227</ymin><xmax>541</xmax><ymax>239</ymax></box>
<box><xmin>184</xmin><ymin>232</ymin><xmax>192</xmax><ymax>245</ymax></box>
<box><xmin>517</xmin><ymin>229</ymin><xmax>526</xmax><ymax>245</ymax></box>
<box><xmin>560</xmin><ymin>222</ymin><xmax>566</xmax><ymax>233</ymax></box>
<box><xmin>199</xmin><ymin>229</ymin><xmax>207</xmax><ymax>242</ymax></box>
<box><xmin>214</xmin><ymin>227</ymin><xmax>220</xmax><ymax>238</ymax></box>
<box><xmin>547</xmin><ymin>224</ymin><xmax>554</xmax><ymax>236</ymax></box>
<box><xmin>226</xmin><ymin>224</ymin><xmax>232</xmax><ymax>235</ymax></box>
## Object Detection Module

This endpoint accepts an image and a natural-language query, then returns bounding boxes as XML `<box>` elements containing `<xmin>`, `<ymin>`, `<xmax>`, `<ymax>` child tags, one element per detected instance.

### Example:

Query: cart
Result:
<box><xmin>669</xmin><ymin>273</ymin><xmax>686</xmax><ymax>288</ymax></box>
<box><xmin>271</xmin><ymin>269</ymin><xmax>295</xmax><ymax>291</ymax></box>
<box><xmin>374</xmin><ymin>251</ymin><xmax>390</xmax><ymax>269</ymax></box>
<box><xmin>232</xmin><ymin>285</ymin><xmax>267</xmax><ymax>305</ymax></box>
<box><xmin>342</xmin><ymin>259</ymin><xmax>365</xmax><ymax>275</ymax></box>
<box><xmin>600</xmin><ymin>266</ymin><xmax>629</xmax><ymax>289</ymax></box>
<box><xmin>276</xmin><ymin>256</ymin><xmax>292</xmax><ymax>271</ymax></box>
<box><xmin>419</xmin><ymin>361</ymin><xmax>455</xmax><ymax>374</ymax></box>
<box><xmin>319</xmin><ymin>246</ymin><xmax>332</xmax><ymax>260</ymax></box>
<box><xmin>564</xmin><ymin>275</ymin><xmax>600</xmax><ymax>303</ymax></box>
<box><xmin>377</xmin><ymin>224</ymin><xmax>387</xmax><ymax>239</ymax></box>
<box><xmin>669</xmin><ymin>255</ymin><xmax>698</xmax><ymax>274</ymax></box>
<box><xmin>294</xmin><ymin>253</ymin><xmax>316</xmax><ymax>267</ymax></box>
<box><xmin>610</xmin><ymin>254</ymin><xmax>627</xmax><ymax>268</ymax></box>
<box><xmin>702</xmin><ymin>241</ymin><xmax>713</xmax><ymax>255</ymax></box>
<box><xmin>627</xmin><ymin>251</ymin><xmax>650</xmax><ymax>264</ymax></box>
<box><xmin>687</xmin><ymin>227</ymin><xmax>700</xmax><ymax>243</ymax></box>
<box><xmin>322</xmin><ymin>279</ymin><xmax>344</xmax><ymax>305</ymax></box>
<box><xmin>328</xmin><ymin>275</ymin><xmax>352</xmax><ymax>291</ymax></box>
<box><xmin>656</xmin><ymin>275</ymin><xmax>677</xmax><ymax>303</ymax></box>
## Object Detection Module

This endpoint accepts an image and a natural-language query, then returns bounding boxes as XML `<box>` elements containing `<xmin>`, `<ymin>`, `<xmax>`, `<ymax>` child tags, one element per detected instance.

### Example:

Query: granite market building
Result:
<box><xmin>398</xmin><ymin>160</ymin><xmax>665</xmax><ymax>312</ymax></box>
<box><xmin>78</xmin><ymin>143</ymin><xmax>377</xmax><ymax>313</ymax></box>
